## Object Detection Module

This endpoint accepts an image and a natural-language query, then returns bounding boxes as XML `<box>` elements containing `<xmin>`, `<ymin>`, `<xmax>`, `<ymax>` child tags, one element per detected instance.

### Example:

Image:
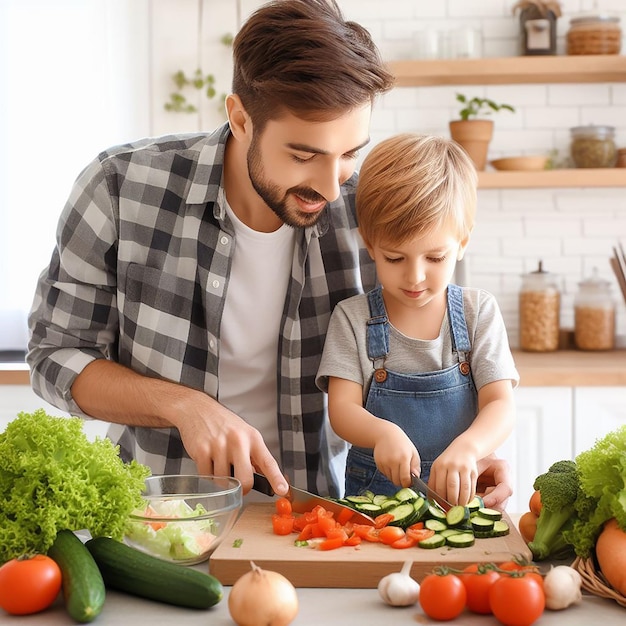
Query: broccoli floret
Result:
<box><xmin>528</xmin><ymin>460</ymin><xmax>579</xmax><ymax>561</ymax></box>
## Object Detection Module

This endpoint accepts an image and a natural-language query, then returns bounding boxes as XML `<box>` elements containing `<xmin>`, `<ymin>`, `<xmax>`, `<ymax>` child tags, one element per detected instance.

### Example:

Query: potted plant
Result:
<box><xmin>449</xmin><ymin>93</ymin><xmax>515</xmax><ymax>171</ymax></box>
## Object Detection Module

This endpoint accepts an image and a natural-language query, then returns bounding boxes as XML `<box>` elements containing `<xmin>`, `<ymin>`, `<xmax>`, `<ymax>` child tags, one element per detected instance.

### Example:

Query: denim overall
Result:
<box><xmin>344</xmin><ymin>284</ymin><xmax>478</xmax><ymax>497</ymax></box>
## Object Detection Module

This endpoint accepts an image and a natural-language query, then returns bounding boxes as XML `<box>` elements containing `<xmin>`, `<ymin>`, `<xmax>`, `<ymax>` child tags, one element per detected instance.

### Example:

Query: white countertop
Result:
<box><xmin>17</xmin><ymin>582</ymin><xmax>625</xmax><ymax>625</ymax></box>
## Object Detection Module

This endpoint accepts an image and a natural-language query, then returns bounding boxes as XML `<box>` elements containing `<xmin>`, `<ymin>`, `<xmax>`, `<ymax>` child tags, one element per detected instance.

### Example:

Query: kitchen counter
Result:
<box><xmin>15</xmin><ymin>573</ymin><xmax>625</xmax><ymax>625</ymax></box>
<box><xmin>2</xmin><ymin>350</ymin><xmax>626</xmax><ymax>388</ymax></box>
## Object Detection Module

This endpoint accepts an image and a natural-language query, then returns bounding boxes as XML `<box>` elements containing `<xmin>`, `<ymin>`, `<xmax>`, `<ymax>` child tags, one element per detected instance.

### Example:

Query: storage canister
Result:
<box><xmin>566</xmin><ymin>13</ymin><xmax>621</xmax><ymax>55</ymax></box>
<box><xmin>519</xmin><ymin>261</ymin><xmax>560</xmax><ymax>352</ymax></box>
<box><xmin>574</xmin><ymin>268</ymin><xmax>615</xmax><ymax>351</ymax></box>
<box><xmin>570</xmin><ymin>125</ymin><xmax>617</xmax><ymax>168</ymax></box>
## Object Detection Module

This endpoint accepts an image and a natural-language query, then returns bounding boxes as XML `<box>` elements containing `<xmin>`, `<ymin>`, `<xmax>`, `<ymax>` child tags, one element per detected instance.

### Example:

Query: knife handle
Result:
<box><xmin>252</xmin><ymin>472</ymin><xmax>275</xmax><ymax>497</ymax></box>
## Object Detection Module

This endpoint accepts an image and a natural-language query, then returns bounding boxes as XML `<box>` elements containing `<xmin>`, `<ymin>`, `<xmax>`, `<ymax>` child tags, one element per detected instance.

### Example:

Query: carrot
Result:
<box><xmin>518</xmin><ymin>510</ymin><xmax>538</xmax><ymax>544</ymax></box>
<box><xmin>529</xmin><ymin>490</ymin><xmax>542</xmax><ymax>516</ymax></box>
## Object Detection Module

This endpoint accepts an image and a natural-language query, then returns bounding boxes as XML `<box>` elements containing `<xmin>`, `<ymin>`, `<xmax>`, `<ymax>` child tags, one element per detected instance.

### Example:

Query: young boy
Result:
<box><xmin>316</xmin><ymin>133</ymin><xmax>519</xmax><ymax>506</ymax></box>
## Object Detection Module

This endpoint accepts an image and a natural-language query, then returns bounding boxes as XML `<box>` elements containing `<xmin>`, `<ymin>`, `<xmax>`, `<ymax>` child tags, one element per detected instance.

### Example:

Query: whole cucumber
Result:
<box><xmin>47</xmin><ymin>530</ymin><xmax>106</xmax><ymax>623</ymax></box>
<box><xmin>85</xmin><ymin>536</ymin><xmax>223</xmax><ymax>609</ymax></box>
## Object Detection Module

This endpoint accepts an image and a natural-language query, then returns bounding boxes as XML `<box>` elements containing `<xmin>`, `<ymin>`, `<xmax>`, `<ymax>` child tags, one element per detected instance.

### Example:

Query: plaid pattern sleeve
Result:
<box><xmin>27</xmin><ymin>123</ymin><xmax>375</xmax><ymax>496</ymax></box>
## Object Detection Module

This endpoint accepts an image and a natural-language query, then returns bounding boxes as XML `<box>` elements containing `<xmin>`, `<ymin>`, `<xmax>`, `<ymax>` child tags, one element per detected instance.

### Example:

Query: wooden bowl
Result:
<box><xmin>490</xmin><ymin>156</ymin><xmax>549</xmax><ymax>171</ymax></box>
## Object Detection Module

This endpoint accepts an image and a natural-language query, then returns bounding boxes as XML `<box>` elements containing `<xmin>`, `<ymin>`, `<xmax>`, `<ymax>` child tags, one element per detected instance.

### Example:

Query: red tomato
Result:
<box><xmin>489</xmin><ymin>575</ymin><xmax>545</xmax><ymax>626</ymax></box>
<box><xmin>390</xmin><ymin>536</ymin><xmax>417</xmax><ymax>549</ymax></box>
<box><xmin>374</xmin><ymin>513</ymin><xmax>395</xmax><ymax>529</ymax></box>
<box><xmin>419</xmin><ymin>572</ymin><xmax>467</xmax><ymax>620</ymax></box>
<box><xmin>271</xmin><ymin>513</ymin><xmax>294</xmax><ymax>535</ymax></box>
<box><xmin>378</xmin><ymin>526</ymin><xmax>405</xmax><ymax>545</ymax></box>
<box><xmin>275</xmin><ymin>497</ymin><xmax>292</xmax><ymax>516</ymax></box>
<box><xmin>0</xmin><ymin>555</ymin><xmax>62</xmax><ymax>615</ymax></box>
<box><xmin>461</xmin><ymin>564</ymin><xmax>500</xmax><ymax>614</ymax></box>
<box><xmin>499</xmin><ymin>561</ymin><xmax>543</xmax><ymax>588</ymax></box>
<box><xmin>405</xmin><ymin>527</ymin><xmax>435</xmax><ymax>542</ymax></box>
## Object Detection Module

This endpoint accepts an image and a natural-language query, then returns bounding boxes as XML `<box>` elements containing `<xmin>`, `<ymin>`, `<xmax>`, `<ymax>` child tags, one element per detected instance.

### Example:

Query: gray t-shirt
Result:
<box><xmin>316</xmin><ymin>287</ymin><xmax>519</xmax><ymax>402</ymax></box>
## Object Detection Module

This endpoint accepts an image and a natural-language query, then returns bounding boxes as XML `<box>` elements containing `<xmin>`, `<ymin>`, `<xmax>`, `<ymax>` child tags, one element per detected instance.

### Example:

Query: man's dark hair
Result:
<box><xmin>232</xmin><ymin>0</ymin><xmax>395</xmax><ymax>129</ymax></box>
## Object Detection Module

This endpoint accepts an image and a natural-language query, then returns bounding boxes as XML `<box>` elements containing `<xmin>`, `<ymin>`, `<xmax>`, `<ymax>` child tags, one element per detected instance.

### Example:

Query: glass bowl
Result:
<box><xmin>124</xmin><ymin>474</ymin><xmax>242</xmax><ymax>565</ymax></box>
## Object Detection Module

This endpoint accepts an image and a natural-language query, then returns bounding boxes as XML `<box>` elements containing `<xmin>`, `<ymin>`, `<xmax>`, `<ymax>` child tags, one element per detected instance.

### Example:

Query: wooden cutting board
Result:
<box><xmin>209</xmin><ymin>503</ymin><xmax>532</xmax><ymax>588</ymax></box>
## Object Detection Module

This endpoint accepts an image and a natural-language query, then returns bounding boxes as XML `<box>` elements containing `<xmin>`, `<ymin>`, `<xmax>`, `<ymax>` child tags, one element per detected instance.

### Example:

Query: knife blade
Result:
<box><xmin>411</xmin><ymin>473</ymin><xmax>453</xmax><ymax>512</ymax></box>
<box><xmin>252</xmin><ymin>472</ymin><xmax>375</xmax><ymax>525</ymax></box>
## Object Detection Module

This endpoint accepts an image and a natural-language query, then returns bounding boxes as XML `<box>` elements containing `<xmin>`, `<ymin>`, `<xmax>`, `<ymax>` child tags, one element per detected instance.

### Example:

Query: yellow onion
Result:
<box><xmin>228</xmin><ymin>561</ymin><xmax>298</xmax><ymax>626</ymax></box>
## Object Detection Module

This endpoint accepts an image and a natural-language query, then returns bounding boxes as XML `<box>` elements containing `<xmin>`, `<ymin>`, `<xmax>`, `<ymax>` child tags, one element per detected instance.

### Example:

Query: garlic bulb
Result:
<box><xmin>377</xmin><ymin>561</ymin><xmax>420</xmax><ymax>607</ymax></box>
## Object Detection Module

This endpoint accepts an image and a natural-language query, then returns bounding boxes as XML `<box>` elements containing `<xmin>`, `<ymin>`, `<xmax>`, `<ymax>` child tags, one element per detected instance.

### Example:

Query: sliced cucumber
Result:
<box><xmin>372</xmin><ymin>494</ymin><xmax>389</xmax><ymax>506</ymax></box>
<box><xmin>361</xmin><ymin>490</ymin><xmax>376</xmax><ymax>501</ymax></box>
<box><xmin>425</xmin><ymin>519</ymin><xmax>448</xmax><ymax>532</ymax></box>
<box><xmin>467</xmin><ymin>495</ymin><xmax>484</xmax><ymax>512</ymax></box>
<box><xmin>440</xmin><ymin>528</ymin><xmax>463</xmax><ymax>538</ymax></box>
<box><xmin>446</xmin><ymin>532</ymin><xmax>475</xmax><ymax>548</ymax></box>
<box><xmin>492</xmin><ymin>520</ymin><xmax>510</xmax><ymax>536</ymax></box>
<box><xmin>345</xmin><ymin>494</ymin><xmax>373</xmax><ymax>505</ymax></box>
<box><xmin>471</xmin><ymin>516</ymin><xmax>495</xmax><ymax>532</ymax></box>
<box><xmin>355</xmin><ymin>502</ymin><xmax>383</xmax><ymax>514</ymax></box>
<box><xmin>445</xmin><ymin>505</ymin><xmax>470</xmax><ymax>527</ymax></box>
<box><xmin>477</xmin><ymin>507</ymin><xmax>502</xmax><ymax>521</ymax></box>
<box><xmin>387</xmin><ymin>503</ymin><xmax>417</xmax><ymax>527</ymax></box>
<box><xmin>412</xmin><ymin>497</ymin><xmax>430</xmax><ymax>522</ymax></box>
<box><xmin>427</xmin><ymin>505</ymin><xmax>448</xmax><ymax>521</ymax></box>
<box><xmin>394</xmin><ymin>487</ymin><xmax>419</xmax><ymax>502</ymax></box>
<box><xmin>418</xmin><ymin>534</ymin><xmax>446</xmax><ymax>549</ymax></box>
<box><xmin>380</xmin><ymin>498</ymin><xmax>400</xmax><ymax>511</ymax></box>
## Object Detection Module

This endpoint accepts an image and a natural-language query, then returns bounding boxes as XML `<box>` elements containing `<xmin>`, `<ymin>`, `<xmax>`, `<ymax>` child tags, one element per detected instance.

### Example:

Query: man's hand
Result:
<box><xmin>476</xmin><ymin>454</ymin><xmax>513</xmax><ymax>512</ymax></box>
<box><xmin>171</xmin><ymin>396</ymin><xmax>289</xmax><ymax>497</ymax></box>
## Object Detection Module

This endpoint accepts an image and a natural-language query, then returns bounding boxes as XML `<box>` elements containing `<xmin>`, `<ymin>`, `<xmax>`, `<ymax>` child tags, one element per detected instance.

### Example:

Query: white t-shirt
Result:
<box><xmin>218</xmin><ymin>199</ymin><xmax>296</xmax><ymax>463</ymax></box>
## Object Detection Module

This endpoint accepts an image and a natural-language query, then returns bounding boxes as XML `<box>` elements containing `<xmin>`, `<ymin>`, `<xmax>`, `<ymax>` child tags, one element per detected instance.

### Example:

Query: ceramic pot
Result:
<box><xmin>449</xmin><ymin>119</ymin><xmax>494</xmax><ymax>171</ymax></box>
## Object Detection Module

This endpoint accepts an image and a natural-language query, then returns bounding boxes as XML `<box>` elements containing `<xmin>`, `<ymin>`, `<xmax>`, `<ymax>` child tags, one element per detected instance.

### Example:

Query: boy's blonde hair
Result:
<box><xmin>356</xmin><ymin>133</ymin><xmax>478</xmax><ymax>247</ymax></box>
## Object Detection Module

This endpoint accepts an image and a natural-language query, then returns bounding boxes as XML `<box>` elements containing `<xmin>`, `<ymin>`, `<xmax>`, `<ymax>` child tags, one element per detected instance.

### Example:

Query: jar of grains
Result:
<box><xmin>566</xmin><ymin>13</ymin><xmax>621</xmax><ymax>55</ymax></box>
<box><xmin>574</xmin><ymin>268</ymin><xmax>615</xmax><ymax>351</ymax></box>
<box><xmin>570</xmin><ymin>125</ymin><xmax>617</xmax><ymax>168</ymax></box>
<box><xmin>519</xmin><ymin>261</ymin><xmax>561</xmax><ymax>352</ymax></box>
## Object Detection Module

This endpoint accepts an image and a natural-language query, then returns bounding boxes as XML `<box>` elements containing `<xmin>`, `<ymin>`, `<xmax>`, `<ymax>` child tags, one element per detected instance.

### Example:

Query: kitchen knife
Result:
<box><xmin>411</xmin><ymin>473</ymin><xmax>453</xmax><ymax>512</ymax></box>
<box><xmin>252</xmin><ymin>472</ymin><xmax>375</xmax><ymax>525</ymax></box>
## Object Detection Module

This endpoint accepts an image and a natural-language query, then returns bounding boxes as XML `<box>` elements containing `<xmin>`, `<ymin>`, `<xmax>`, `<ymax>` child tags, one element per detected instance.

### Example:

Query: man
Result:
<box><xmin>28</xmin><ymin>0</ymin><xmax>513</xmax><ymax>508</ymax></box>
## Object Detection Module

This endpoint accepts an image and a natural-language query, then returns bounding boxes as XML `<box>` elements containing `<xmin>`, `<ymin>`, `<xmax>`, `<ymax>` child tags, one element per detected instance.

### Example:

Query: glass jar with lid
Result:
<box><xmin>574</xmin><ymin>268</ymin><xmax>615</xmax><ymax>351</ymax></box>
<box><xmin>570</xmin><ymin>125</ymin><xmax>617</xmax><ymax>168</ymax></box>
<box><xmin>519</xmin><ymin>261</ymin><xmax>560</xmax><ymax>352</ymax></box>
<box><xmin>567</xmin><ymin>13</ymin><xmax>621</xmax><ymax>55</ymax></box>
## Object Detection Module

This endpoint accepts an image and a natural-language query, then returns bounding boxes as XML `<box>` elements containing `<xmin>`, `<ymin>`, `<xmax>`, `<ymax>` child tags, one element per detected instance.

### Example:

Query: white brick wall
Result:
<box><xmin>152</xmin><ymin>0</ymin><xmax>626</xmax><ymax>346</ymax></box>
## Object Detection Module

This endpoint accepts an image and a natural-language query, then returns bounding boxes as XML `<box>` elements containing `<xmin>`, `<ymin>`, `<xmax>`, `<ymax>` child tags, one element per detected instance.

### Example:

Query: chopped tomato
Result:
<box><xmin>325</xmin><ymin>528</ymin><xmax>349</xmax><ymax>542</ymax></box>
<box><xmin>390</xmin><ymin>535</ymin><xmax>417</xmax><ymax>549</ymax></box>
<box><xmin>317</xmin><ymin>515</ymin><xmax>337</xmax><ymax>535</ymax></box>
<box><xmin>406</xmin><ymin>527</ymin><xmax>435</xmax><ymax>542</ymax></box>
<box><xmin>272</xmin><ymin>513</ymin><xmax>294</xmax><ymax>535</ymax></box>
<box><xmin>344</xmin><ymin>534</ymin><xmax>362</xmax><ymax>547</ymax></box>
<box><xmin>297</xmin><ymin>523</ymin><xmax>314</xmax><ymax>541</ymax></box>
<box><xmin>336</xmin><ymin>507</ymin><xmax>355</xmax><ymax>526</ymax></box>
<box><xmin>352</xmin><ymin>524</ymin><xmax>380</xmax><ymax>542</ymax></box>
<box><xmin>275</xmin><ymin>497</ymin><xmax>292</xmax><ymax>516</ymax></box>
<box><xmin>318</xmin><ymin>536</ymin><xmax>346</xmax><ymax>551</ymax></box>
<box><xmin>406</xmin><ymin>521</ymin><xmax>425</xmax><ymax>531</ymax></box>
<box><xmin>374</xmin><ymin>513</ymin><xmax>395</xmax><ymax>529</ymax></box>
<box><xmin>378</xmin><ymin>526</ymin><xmax>406</xmax><ymax>545</ymax></box>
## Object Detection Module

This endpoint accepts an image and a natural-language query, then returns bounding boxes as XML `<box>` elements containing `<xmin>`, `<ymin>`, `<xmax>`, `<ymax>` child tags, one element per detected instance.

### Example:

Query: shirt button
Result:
<box><xmin>209</xmin><ymin>339</ymin><xmax>215</xmax><ymax>349</ymax></box>
<box><xmin>212</xmin><ymin>279</ymin><xmax>220</xmax><ymax>289</ymax></box>
<box><xmin>220</xmin><ymin>236</ymin><xmax>229</xmax><ymax>245</ymax></box>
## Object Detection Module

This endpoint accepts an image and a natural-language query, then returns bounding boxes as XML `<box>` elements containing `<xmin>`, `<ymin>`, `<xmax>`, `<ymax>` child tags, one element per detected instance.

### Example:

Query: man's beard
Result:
<box><xmin>246</xmin><ymin>134</ymin><xmax>328</xmax><ymax>229</ymax></box>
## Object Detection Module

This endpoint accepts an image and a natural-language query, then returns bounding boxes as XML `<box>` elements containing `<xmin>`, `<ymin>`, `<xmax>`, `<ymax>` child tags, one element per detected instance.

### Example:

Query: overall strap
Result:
<box><xmin>446</xmin><ymin>284</ymin><xmax>472</xmax><ymax>361</ymax></box>
<box><xmin>366</xmin><ymin>286</ymin><xmax>389</xmax><ymax>362</ymax></box>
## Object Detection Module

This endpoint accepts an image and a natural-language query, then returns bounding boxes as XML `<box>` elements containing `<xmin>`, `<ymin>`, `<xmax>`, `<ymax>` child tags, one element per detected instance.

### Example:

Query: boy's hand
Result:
<box><xmin>373</xmin><ymin>422</ymin><xmax>421</xmax><ymax>488</ymax></box>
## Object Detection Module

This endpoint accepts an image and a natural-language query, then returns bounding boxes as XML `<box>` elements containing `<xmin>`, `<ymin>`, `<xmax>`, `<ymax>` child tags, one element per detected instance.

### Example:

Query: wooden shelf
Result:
<box><xmin>478</xmin><ymin>168</ymin><xmax>626</xmax><ymax>188</ymax></box>
<box><xmin>388</xmin><ymin>55</ymin><xmax>626</xmax><ymax>87</ymax></box>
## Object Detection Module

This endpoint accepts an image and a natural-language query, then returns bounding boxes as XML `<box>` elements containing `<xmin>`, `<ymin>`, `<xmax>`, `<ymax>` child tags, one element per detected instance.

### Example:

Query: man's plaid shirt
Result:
<box><xmin>27</xmin><ymin>123</ymin><xmax>376</xmax><ymax>497</ymax></box>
